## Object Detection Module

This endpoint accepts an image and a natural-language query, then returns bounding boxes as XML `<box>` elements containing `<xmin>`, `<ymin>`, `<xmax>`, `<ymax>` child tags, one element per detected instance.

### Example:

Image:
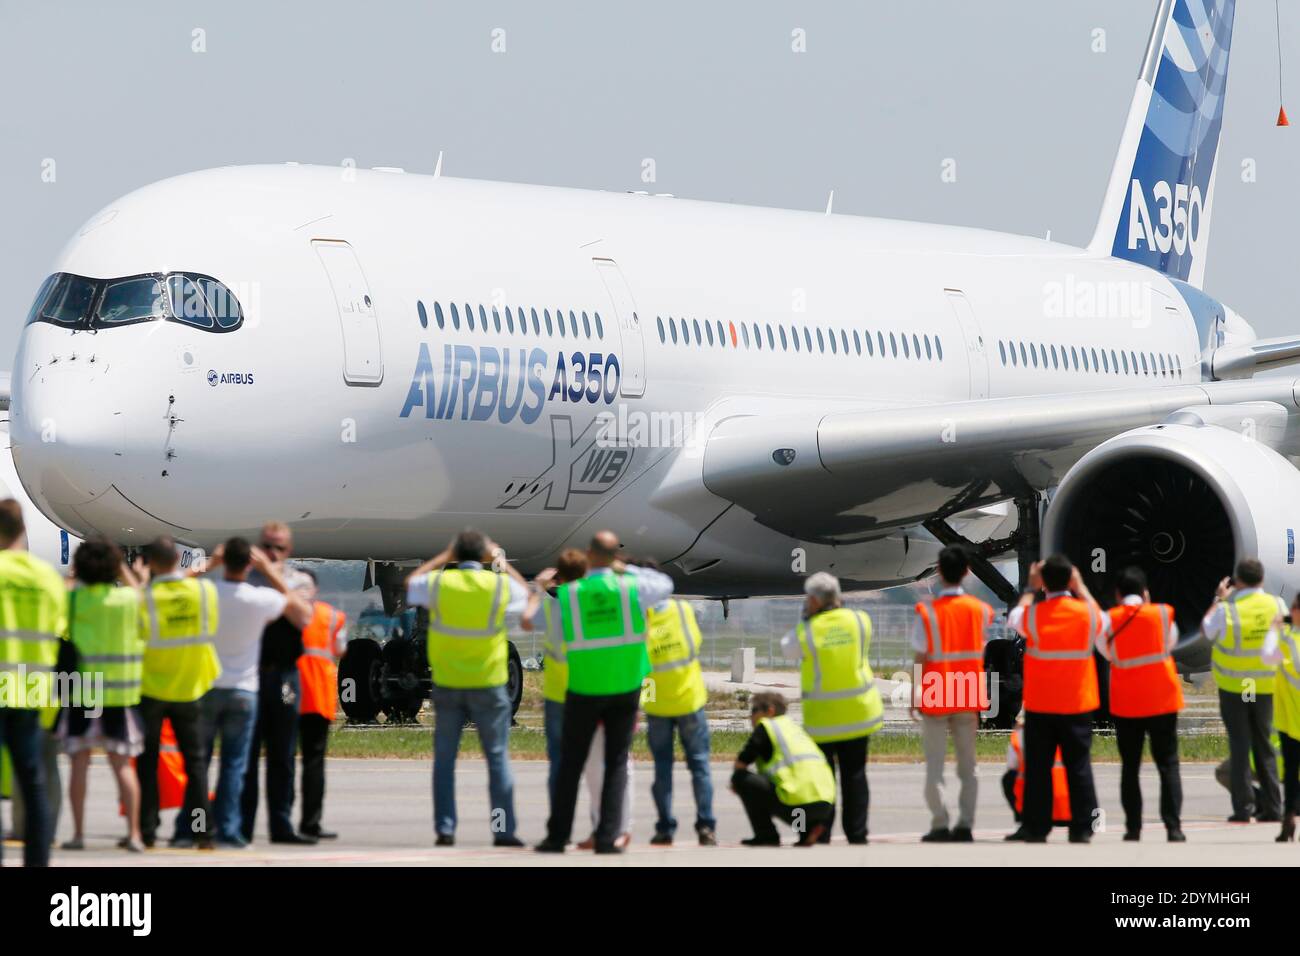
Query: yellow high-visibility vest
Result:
<box><xmin>643</xmin><ymin>599</ymin><xmax>707</xmax><ymax>717</ymax></box>
<box><xmin>756</xmin><ymin>715</ymin><xmax>836</xmax><ymax>806</ymax></box>
<box><xmin>797</xmin><ymin>607</ymin><xmax>884</xmax><ymax>742</ymax></box>
<box><xmin>540</xmin><ymin>596</ymin><xmax>568</xmax><ymax>703</ymax></box>
<box><xmin>0</xmin><ymin>550</ymin><xmax>68</xmax><ymax>710</ymax></box>
<box><xmin>1275</xmin><ymin>624</ymin><xmax>1300</xmax><ymax>739</ymax></box>
<box><xmin>140</xmin><ymin>577</ymin><xmax>220</xmax><ymax>703</ymax></box>
<box><xmin>1212</xmin><ymin>591</ymin><xmax>1280</xmax><ymax>695</ymax></box>
<box><xmin>425</xmin><ymin>569</ymin><xmax>509</xmax><ymax>689</ymax></box>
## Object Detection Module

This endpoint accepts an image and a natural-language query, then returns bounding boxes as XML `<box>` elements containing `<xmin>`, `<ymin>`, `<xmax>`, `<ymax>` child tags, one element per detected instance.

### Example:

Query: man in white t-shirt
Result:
<box><xmin>191</xmin><ymin>536</ymin><xmax>308</xmax><ymax>848</ymax></box>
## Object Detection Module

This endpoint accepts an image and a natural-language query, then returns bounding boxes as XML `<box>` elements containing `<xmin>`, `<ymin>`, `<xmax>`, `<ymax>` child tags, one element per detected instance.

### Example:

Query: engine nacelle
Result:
<box><xmin>1042</xmin><ymin>420</ymin><xmax>1300</xmax><ymax>656</ymax></box>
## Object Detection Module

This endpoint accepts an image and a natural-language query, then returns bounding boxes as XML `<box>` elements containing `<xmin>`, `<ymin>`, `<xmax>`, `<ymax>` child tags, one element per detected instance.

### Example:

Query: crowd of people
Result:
<box><xmin>0</xmin><ymin>504</ymin><xmax>346</xmax><ymax>866</ymax></box>
<box><xmin>3</xmin><ymin>500</ymin><xmax>1300</xmax><ymax>864</ymax></box>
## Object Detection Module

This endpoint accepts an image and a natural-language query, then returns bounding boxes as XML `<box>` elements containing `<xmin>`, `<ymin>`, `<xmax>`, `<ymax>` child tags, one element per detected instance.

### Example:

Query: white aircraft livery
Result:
<box><xmin>9</xmin><ymin>0</ymin><xmax>1300</xmax><ymax>651</ymax></box>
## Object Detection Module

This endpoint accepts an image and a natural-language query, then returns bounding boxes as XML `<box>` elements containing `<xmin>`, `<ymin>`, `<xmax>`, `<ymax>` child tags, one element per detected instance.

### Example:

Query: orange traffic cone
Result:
<box><xmin>1279</xmin><ymin>105</ymin><xmax>1290</xmax><ymax>126</ymax></box>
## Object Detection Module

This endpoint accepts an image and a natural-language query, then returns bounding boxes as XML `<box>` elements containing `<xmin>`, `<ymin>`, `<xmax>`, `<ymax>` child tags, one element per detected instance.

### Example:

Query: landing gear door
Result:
<box><xmin>944</xmin><ymin>289</ymin><xmax>988</xmax><ymax>400</ymax></box>
<box><xmin>314</xmin><ymin>240</ymin><xmax>384</xmax><ymax>386</ymax></box>
<box><xmin>593</xmin><ymin>258</ymin><xmax>646</xmax><ymax>398</ymax></box>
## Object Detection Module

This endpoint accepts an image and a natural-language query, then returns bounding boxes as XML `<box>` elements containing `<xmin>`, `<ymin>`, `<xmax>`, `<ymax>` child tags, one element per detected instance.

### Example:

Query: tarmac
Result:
<box><xmin>8</xmin><ymin>756</ymin><xmax>1297</xmax><ymax>867</ymax></box>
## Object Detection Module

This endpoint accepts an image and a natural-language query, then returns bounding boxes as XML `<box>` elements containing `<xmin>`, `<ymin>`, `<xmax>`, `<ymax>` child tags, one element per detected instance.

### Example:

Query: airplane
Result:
<box><xmin>7</xmin><ymin>0</ymin><xmax>1296</xmax><ymax>707</ymax></box>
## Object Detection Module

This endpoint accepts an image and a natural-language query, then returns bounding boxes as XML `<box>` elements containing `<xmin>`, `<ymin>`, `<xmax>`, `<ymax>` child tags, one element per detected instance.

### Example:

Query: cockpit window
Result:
<box><xmin>96</xmin><ymin>276</ymin><xmax>168</xmax><ymax>326</ymax></box>
<box><xmin>25</xmin><ymin>271</ymin><xmax>244</xmax><ymax>332</ymax></box>
<box><xmin>39</xmin><ymin>274</ymin><xmax>98</xmax><ymax>326</ymax></box>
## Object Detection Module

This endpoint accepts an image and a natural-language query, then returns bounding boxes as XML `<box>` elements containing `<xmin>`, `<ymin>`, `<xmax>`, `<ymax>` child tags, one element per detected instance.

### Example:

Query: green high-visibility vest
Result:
<box><xmin>72</xmin><ymin>584</ymin><xmax>145</xmax><ymax>709</ymax></box>
<box><xmin>559</xmin><ymin>572</ymin><xmax>648</xmax><ymax>696</ymax></box>
<box><xmin>540</xmin><ymin>597</ymin><xmax>568</xmax><ymax>704</ymax></box>
<box><xmin>1212</xmin><ymin>591</ymin><xmax>1280</xmax><ymax>695</ymax></box>
<box><xmin>0</xmin><ymin>550</ymin><xmax>68</xmax><ymax>710</ymax></box>
<box><xmin>756</xmin><ymin>714</ymin><xmax>836</xmax><ymax>806</ymax></box>
<box><xmin>425</xmin><ymin>568</ymin><xmax>509</xmax><ymax>689</ymax></box>
<box><xmin>643</xmin><ymin>599</ymin><xmax>707</xmax><ymax>717</ymax></box>
<box><xmin>141</xmin><ymin>577</ymin><xmax>220</xmax><ymax>703</ymax></box>
<box><xmin>797</xmin><ymin>607</ymin><xmax>885</xmax><ymax>742</ymax></box>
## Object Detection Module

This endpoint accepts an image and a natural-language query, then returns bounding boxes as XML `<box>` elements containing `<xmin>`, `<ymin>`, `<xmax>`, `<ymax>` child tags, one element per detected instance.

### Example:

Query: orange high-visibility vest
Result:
<box><xmin>1105</xmin><ymin>603</ymin><xmax>1183</xmax><ymax>718</ymax></box>
<box><xmin>915</xmin><ymin>594</ymin><xmax>992</xmax><ymax>715</ymax></box>
<box><xmin>1011</xmin><ymin>727</ymin><xmax>1070</xmax><ymax>822</ymax></box>
<box><xmin>298</xmin><ymin>602</ymin><xmax>345</xmax><ymax>719</ymax></box>
<box><xmin>1023</xmin><ymin>596</ymin><xmax>1100</xmax><ymax>714</ymax></box>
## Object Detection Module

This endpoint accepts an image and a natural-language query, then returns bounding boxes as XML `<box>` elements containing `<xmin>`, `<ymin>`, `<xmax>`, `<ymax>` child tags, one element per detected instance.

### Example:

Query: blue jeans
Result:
<box><xmin>202</xmin><ymin>687</ymin><xmax>258</xmax><ymax>842</ymax></box>
<box><xmin>646</xmin><ymin>708</ymin><xmax>716</xmax><ymax>836</ymax></box>
<box><xmin>0</xmin><ymin>709</ymin><xmax>49</xmax><ymax>867</ymax></box>
<box><xmin>543</xmin><ymin>698</ymin><xmax>565</xmax><ymax>806</ymax></box>
<box><xmin>432</xmin><ymin>685</ymin><xmax>516</xmax><ymax>839</ymax></box>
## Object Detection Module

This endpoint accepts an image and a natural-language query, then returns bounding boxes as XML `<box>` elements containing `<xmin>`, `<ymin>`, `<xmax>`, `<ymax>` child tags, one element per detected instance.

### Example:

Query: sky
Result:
<box><xmin>2</xmin><ymin>0</ymin><xmax>1298</xmax><ymax>362</ymax></box>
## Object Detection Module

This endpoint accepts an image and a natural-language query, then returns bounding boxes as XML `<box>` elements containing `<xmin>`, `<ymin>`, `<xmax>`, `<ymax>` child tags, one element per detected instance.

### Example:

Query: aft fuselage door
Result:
<box><xmin>313</xmin><ymin>239</ymin><xmax>384</xmax><ymax>386</ymax></box>
<box><xmin>593</xmin><ymin>258</ymin><xmax>646</xmax><ymax>398</ymax></box>
<box><xmin>944</xmin><ymin>289</ymin><xmax>988</xmax><ymax>400</ymax></box>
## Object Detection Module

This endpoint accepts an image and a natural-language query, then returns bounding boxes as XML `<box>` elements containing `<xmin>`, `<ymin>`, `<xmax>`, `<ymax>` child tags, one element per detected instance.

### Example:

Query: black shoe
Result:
<box><xmin>696</xmin><ymin>827</ymin><xmax>717</xmax><ymax>847</ymax></box>
<box><xmin>921</xmin><ymin>828</ymin><xmax>951</xmax><ymax>843</ymax></box>
<box><xmin>493</xmin><ymin>835</ymin><xmax>525</xmax><ymax>848</ymax></box>
<box><xmin>594</xmin><ymin>842</ymin><xmax>624</xmax><ymax>855</ymax></box>
<box><xmin>301</xmin><ymin>827</ymin><xmax>338</xmax><ymax>840</ymax></box>
<box><xmin>796</xmin><ymin>823</ymin><xmax>830</xmax><ymax>847</ymax></box>
<box><xmin>846</xmin><ymin>835</ymin><xmax>868</xmax><ymax>845</ymax></box>
<box><xmin>1123</xmin><ymin>831</ymin><xmax>1140</xmax><ymax>842</ymax></box>
<box><xmin>741</xmin><ymin>835</ymin><xmax>781</xmax><ymax>847</ymax></box>
<box><xmin>435</xmin><ymin>833</ymin><xmax>455</xmax><ymax>847</ymax></box>
<box><xmin>1004</xmin><ymin>827</ymin><xmax>1029</xmax><ymax>842</ymax></box>
<box><xmin>1227</xmin><ymin>813</ymin><xmax>1252</xmax><ymax>823</ymax></box>
<box><xmin>1168</xmin><ymin>829</ymin><xmax>1187</xmax><ymax>843</ymax></box>
<box><xmin>650</xmin><ymin>833</ymin><xmax>673</xmax><ymax>846</ymax></box>
<box><xmin>1025</xmin><ymin>833</ymin><xmax>1049</xmax><ymax>843</ymax></box>
<box><xmin>1068</xmin><ymin>831</ymin><xmax>1092</xmax><ymax>844</ymax></box>
<box><xmin>271</xmin><ymin>832</ymin><xmax>318</xmax><ymax>845</ymax></box>
<box><xmin>533</xmin><ymin>840</ymin><xmax>565</xmax><ymax>853</ymax></box>
<box><xmin>169</xmin><ymin>836</ymin><xmax>194</xmax><ymax>849</ymax></box>
<box><xmin>949</xmin><ymin>827</ymin><xmax>973</xmax><ymax>843</ymax></box>
<box><xmin>1255</xmin><ymin>813</ymin><xmax>1282</xmax><ymax>823</ymax></box>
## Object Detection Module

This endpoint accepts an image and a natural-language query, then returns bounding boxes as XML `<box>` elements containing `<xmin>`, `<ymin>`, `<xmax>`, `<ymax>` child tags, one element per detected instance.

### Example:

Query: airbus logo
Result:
<box><xmin>207</xmin><ymin>370</ymin><xmax>255</xmax><ymax>386</ymax></box>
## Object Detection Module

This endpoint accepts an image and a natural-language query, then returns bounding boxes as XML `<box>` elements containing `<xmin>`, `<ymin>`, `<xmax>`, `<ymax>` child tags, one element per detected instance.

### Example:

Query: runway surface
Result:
<box><xmin>8</xmin><ymin>756</ymin><xmax>1296</xmax><ymax>867</ymax></box>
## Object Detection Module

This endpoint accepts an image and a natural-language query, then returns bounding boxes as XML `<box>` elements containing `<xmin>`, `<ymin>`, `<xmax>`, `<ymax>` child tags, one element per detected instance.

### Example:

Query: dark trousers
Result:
<box><xmin>241</xmin><ymin>669</ymin><xmax>301</xmax><ymax>840</ymax></box>
<box><xmin>1219</xmin><ymin>689</ymin><xmax>1281</xmax><ymax>818</ymax></box>
<box><xmin>732</xmin><ymin>769</ymin><xmax>832</xmax><ymax>842</ymax></box>
<box><xmin>1280</xmin><ymin>732</ymin><xmax>1300</xmax><ymax>816</ymax></box>
<box><xmin>815</xmin><ymin>735</ymin><xmax>870</xmax><ymax>841</ymax></box>
<box><xmin>1001</xmin><ymin>769</ymin><xmax>1020</xmax><ymax>822</ymax></box>
<box><xmin>1023</xmin><ymin>710</ymin><xmax>1097</xmax><ymax>839</ymax></box>
<box><xmin>0</xmin><ymin>708</ymin><xmax>49</xmax><ymax>866</ymax></box>
<box><xmin>1113</xmin><ymin>712</ymin><xmax>1182</xmax><ymax>834</ymax></box>
<box><xmin>298</xmin><ymin>713</ymin><xmax>330</xmax><ymax>833</ymax></box>
<box><xmin>545</xmin><ymin>689</ymin><xmax>639</xmax><ymax>847</ymax></box>
<box><xmin>138</xmin><ymin>695</ymin><xmax>210</xmax><ymax>844</ymax></box>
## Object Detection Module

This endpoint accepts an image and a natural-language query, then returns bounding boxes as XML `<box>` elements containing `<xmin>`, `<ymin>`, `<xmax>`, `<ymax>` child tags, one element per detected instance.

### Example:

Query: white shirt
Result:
<box><xmin>585</xmin><ymin>565</ymin><xmax>675</xmax><ymax>609</ymax></box>
<box><xmin>1201</xmin><ymin>587</ymin><xmax>1284</xmax><ymax>660</ymax></box>
<box><xmin>1093</xmin><ymin>594</ymin><xmax>1180</xmax><ymax>660</ymax></box>
<box><xmin>211</xmin><ymin>578</ymin><xmax>288</xmax><ymax>692</ymax></box>
<box><xmin>909</xmin><ymin>586</ymin><xmax>984</xmax><ymax>654</ymax></box>
<box><xmin>406</xmin><ymin>560</ymin><xmax>529</xmax><ymax>614</ymax></box>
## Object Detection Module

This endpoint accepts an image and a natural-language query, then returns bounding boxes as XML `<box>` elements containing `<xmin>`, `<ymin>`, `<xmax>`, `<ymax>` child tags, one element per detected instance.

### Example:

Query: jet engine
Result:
<box><xmin>1041</xmin><ymin>406</ymin><xmax>1300</xmax><ymax>669</ymax></box>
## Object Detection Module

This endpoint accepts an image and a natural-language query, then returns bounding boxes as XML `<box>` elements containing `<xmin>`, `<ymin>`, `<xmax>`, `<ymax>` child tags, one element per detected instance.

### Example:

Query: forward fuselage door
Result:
<box><xmin>314</xmin><ymin>239</ymin><xmax>384</xmax><ymax>386</ymax></box>
<box><xmin>944</xmin><ymin>289</ymin><xmax>988</xmax><ymax>400</ymax></box>
<box><xmin>593</xmin><ymin>258</ymin><xmax>646</xmax><ymax>398</ymax></box>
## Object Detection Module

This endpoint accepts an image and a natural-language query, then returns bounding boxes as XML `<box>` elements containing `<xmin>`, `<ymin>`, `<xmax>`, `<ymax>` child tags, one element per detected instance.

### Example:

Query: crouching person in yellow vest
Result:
<box><xmin>780</xmin><ymin>572</ymin><xmax>883</xmax><ymax>844</ymax></box>
<box><xmin>632</xmin><ymin>558</ymin><xmax>716</xmax><ymax>846</ymax></box>
<box><xmin>137</xmin><ymin>536</ymin><xmax>220</xmax><ymax>849</ymax></box>
<box><xmin>406</xmin><ymin>529</ymin><xmax>530</xmax><ymax>848</ymax></box>
<box><xmin>732</xmin><ymin>691</ymin><xmax>835</xmax><ymax>846</ymax></box>
<box><xmin>1202</xmin><ymin>558</ymin><xmax>1285</xmax><ymax>823</ymax></box>
<box><xmin>535</xmin><ymin>530</ymin><xmax>675</xmax><ymax>854</ymax></box>
<box><xmin>0</xmin><ymin>498</ymin><xmax>67</xmax><ymax>868</ymax></box>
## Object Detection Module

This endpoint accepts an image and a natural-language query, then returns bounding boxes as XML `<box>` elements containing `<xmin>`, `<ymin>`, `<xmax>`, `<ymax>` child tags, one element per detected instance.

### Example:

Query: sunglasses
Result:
<box><xmin>260</xmin><ymin>542</ymin><xmax>288</xmax><ymax>554</ymax></box>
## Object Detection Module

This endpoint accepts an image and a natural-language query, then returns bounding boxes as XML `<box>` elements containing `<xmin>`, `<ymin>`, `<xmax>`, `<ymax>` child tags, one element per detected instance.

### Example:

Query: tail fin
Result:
<box><xmin>1088</xmin><ymin>0</ymin><xmax>1237</xmax><ymax>288</ymax></box>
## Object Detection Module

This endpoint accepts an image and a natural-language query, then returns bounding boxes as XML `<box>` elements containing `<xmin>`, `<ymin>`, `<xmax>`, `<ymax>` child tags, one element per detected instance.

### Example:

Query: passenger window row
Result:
<box><xmin>997</xmin><ymin>339</ymin><xmax>1185</xmax><ymax>380</ymax></box>
<box><xmin>418</xmin><ymin>301</ymin><xmax>606</xmax><ymax>341</ymax></box>
<box><xmin>654</xmin><ymin>315</ymin><xmax>945</xmax><ymax>361</ymax></box>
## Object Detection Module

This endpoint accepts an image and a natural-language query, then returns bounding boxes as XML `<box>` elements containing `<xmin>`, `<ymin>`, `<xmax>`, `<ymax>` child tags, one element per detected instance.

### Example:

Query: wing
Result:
<box><xmin>700</xmin><ymin>378</ymin><xmax>1300</xmax><ymax>542</ymax></box>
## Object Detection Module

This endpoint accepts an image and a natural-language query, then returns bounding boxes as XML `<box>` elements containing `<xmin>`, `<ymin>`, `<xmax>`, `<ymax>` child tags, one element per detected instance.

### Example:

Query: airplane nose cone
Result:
<box><xmin>11</xmin><ymin>350</ymin><xmax>128</xmax><ymax>531</ymax></box>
